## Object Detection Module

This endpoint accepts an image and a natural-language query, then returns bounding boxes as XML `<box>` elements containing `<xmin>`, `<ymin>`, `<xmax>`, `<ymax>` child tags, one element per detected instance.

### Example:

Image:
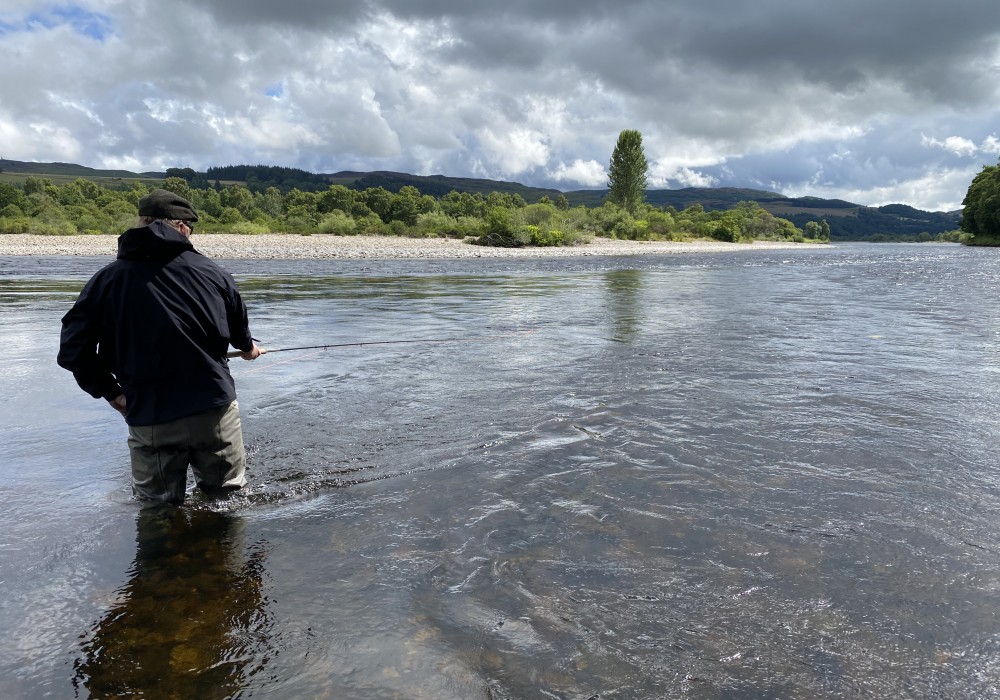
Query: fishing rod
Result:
<box><xmin>225</xmin><ymin>329</ymin><xmax>536</xmax><ymax>358</ymax></box>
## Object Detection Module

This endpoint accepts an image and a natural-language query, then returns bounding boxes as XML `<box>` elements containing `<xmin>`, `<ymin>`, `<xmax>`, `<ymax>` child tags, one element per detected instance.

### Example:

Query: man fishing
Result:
<box><xmin>58</xmin><ymin>189</ymin><xmax>261</xmax><ymax>505</ymax></box>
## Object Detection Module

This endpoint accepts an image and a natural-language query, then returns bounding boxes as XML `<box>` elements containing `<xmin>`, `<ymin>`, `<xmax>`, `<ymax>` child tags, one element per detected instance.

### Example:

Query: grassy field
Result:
<box><xmin>0</xmin><ymin>171</ymin><xmax>165</xmax><ymax>188</ymax></box>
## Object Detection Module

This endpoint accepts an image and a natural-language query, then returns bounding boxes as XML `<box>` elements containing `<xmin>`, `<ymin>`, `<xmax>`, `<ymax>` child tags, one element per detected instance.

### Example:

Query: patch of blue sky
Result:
<box><xmin>0</xmin><ymin>5</ymin><xmax>113</xmax><ymax>40</ymax></box>
<box><xmin>265</xmin><ymin>83</ymin><xmax>284</xmax><ymax>98</ymax></box>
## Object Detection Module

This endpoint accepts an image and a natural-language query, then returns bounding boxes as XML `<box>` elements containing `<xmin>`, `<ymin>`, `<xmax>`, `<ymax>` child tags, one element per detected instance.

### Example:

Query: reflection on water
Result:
<box><xmin>72</xmin><ymin>508</ymin><xmax>272</xmax><ymax>699</ymax></box>
<box><xmin>603</xmin><ymin>268</ymin><xmax>643</xmax><ymax>342</ymax></box>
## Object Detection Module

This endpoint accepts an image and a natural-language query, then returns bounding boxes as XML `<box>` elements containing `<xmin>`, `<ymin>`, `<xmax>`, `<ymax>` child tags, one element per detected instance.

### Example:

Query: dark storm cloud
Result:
<box><xmin>369</xmin><ymin>0</ymin><xmax>1000</xmax><ymax>101</ymax></box>
<box><xmin>179</xmin><ymin>0</ymin><xmax>374</xmax><ymax>30</ymax></box>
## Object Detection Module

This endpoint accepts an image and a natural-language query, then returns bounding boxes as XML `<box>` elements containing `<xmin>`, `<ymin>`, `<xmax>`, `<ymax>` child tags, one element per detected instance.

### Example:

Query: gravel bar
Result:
<box><xmin>0</xmin><ymin>233</ymin><xmax>807</xmax><ymax>259</ymax></box>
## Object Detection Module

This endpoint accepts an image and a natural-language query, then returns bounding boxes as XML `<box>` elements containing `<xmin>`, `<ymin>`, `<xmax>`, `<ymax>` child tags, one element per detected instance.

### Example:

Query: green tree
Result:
<box><xmin>363</xmin><ymin>187</ymin><xmax>395</xmax><ymax>223</ymax></box>
<box><xmin>711</xmin><ymin>217</ymin><xmax>740</xmax><ymax>242</ymax></box>
<box><xmin>283</xmin><ymin>188</ymin><xmax>318</xmax><ymax>213</ymax></box>
<box><xmin>485</xmin><ymin>191</ymin><xmax>514</xmax><ymax>209</ymax></box>
<box><xmin>257</xmin><ymin>187</ymin><xmax>284</xmax><ymax>217</ymax></box>
<box><xmin>23</xmin><ymin>176</ymin><xmax>53</xmax><ymax>197</ymax></box>
<box><xmin>161</xmin><ymin>177</ymin><xmax>193</xmax><ymax>202</ymax></box>
<box><xmin>219</xmin><ymin>207</ymin><xmax>244</xmax><ymax>224</ymax></box>
<box><xmin>607</xmin><ymin>129</ymin><xmax>648</xmax><ymax>215</ymax></box>
<box><xmin>280</xmin><ymin>188</ymin><xmax>320</xmax><ymax>232</ymax></box>
<box><xmin>122</xmin><ymin>183</ymin><xmax>150</xmax><ymax>207</ymax></box>
<box><xmin>418</xmin><ymin>194</ymin><xmax>438</xmax><ymax>216</ymax></box>
<box><xmin>441</xmin><ymin>190</ymin><xmax>485</xmax><ymax>218</ymax></box>
<box><xmin>0</xmin><ymin>181</ymin><xmax>25</xmax><ymax>210</ymax></box>
<box><xmin>220</xmin><ymin>185</ymin><xmax>255</xmax><ymax>218</ymax></box>
<box><xmin>194</xmin><ymin>188</ymin><xmax>224</xmax><ymax>218</ymax></box>
<box><xmin>317</xmin><ymin>185</ymin><xmax>356</xmax><ymax>214</ymax></box>
<box><xmin>390</xmin><ymin>185</ymin><xmax>423</xmax><ymax>226</ymax></box>
<box><xmin>961</xmin><ymin>162</ymin><xmax>1000</xmax><ymax>244</ymax></box>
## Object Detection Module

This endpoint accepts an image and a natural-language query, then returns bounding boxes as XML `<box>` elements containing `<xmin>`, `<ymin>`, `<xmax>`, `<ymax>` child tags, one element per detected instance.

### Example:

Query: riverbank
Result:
<box><xmin>0</xmin><ymin>233</ymin><xmax>809</xmax><ymax>259</ymax></box>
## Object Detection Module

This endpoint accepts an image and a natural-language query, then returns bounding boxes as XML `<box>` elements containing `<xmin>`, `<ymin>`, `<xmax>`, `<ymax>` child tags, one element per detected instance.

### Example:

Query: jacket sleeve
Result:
<box><xmin>224</xmin><ymin>277</ymin><xmax>254</xmax><ymax>353</ymax></box>
<box><xmin>57</xmin><ymin>280</ymin><xmax>123</xmax><ymax>401</ymax></box>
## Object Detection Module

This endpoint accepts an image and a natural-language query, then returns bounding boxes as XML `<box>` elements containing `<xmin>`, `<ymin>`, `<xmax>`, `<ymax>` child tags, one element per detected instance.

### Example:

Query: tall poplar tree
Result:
<box><xmin>607</xmin><ymin>129</ymin><xmax>648</xmax><ymax>215</ymax></box>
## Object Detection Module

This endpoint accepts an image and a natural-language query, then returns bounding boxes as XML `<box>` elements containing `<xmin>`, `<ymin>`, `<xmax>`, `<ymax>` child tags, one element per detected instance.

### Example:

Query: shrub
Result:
<box><xmin>527</xmin><ymin>226</ymin><xmax>565</xmax><ymax>247</ymax></box>
<box><xmin>454</xmin><ymin>216</ymin><xmax>484</xmax><ymax>238</ymax></box>
<box><xmin>644</xmin><ymin>209</ymin><xmax>675</xmax><ymax>238</ymax></box>
<box><xmin>386</xmin><ymin>220</ymin><xmax>409</xmax><ymax>236</ymax></box>
<box><xmin>317</xmin><ymin>211</ymin><xmax>357</xmax><ymax>235</ymax></box>
<box><xmin>477</xmin><ymin>206</ymin><xmax>529</xmax><ymax>247</ymax></box>
<box><xmin>226</xmin><ymin>221</ymin><xmax>270</xmax><ymax>234</ymax></box>
<box><xmin>355</xmin><ymin>214</ymin><xmax>387</xmax><ymax>235</ymax></box>
<box><xmin>0</xmin><ymin>217</ymin><xmax>31</xmax><ymax>234</ymax></box>
<box><xmin>28</xmin><ymin>219</ymin><xmax>77</xmax><ymax>235</ymax></box>
<box><xmin>281</xmin><ymin>215</ymin><xmax>318</xmax><ymax>235</ymax></box>
<box><xmin>218</xmin><ymin>207</ymin><xmax>244</xmax><ymax>224</ymax></box>
<box><xmin>590</xmin><ymin>203</ymin><xmax>641</xmax><ymax>239</ymax></box>
<box><xmin>520</xmin><ymin>202</ymin><xmax>560</xmax><ymax>227</ymax></box>
<box><xmin>711</xmin><ymin>221</ymin><xmax>740</xmax><ymax>242</ymax></box>
<box><xmin>414</xmin><ymin>212</ymin><xmax>459</xmax><ymax>238</ymax></box>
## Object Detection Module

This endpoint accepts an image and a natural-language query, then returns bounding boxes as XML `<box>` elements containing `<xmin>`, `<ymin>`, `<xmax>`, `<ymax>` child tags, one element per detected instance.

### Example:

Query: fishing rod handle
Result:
<box><xmin>226</xmin><ymin>348</ymin><xmax>268</xmax><ymax>358</ymax></box>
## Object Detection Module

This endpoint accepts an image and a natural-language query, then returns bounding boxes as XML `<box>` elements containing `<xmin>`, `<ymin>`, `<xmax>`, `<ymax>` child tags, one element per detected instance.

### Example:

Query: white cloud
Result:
<box><xmin>0</xmin><ymin>116</ymin><xmax>83</xmax><ymax>162</ymax></box>
<box><xmin>921</xmin><ymin>134</ymin><xmax>979</xmax><ymax>157</ymax></box>
<box><xmin>476</xmin><ymin>127</ymin><xmax>549</xmax><ymax>176</ymax></box>
<box><xmin>785</xmin><ymin>166</ymin><xmax>978</xmax><ymax>212</ymax></box>
<box><xmin>547</xmin><ymin>159</ymin><xmax>606</xmax><ymax>187</ymax></box>
<box><xmin>981</xmin><ymin>135</ymin><xmax>1000</xmax><ymax>155</ymax></box>
<box><xmin>665</xmin><ymin>167</ymin><xmax>718</xmax><ymax>189</ymax></box>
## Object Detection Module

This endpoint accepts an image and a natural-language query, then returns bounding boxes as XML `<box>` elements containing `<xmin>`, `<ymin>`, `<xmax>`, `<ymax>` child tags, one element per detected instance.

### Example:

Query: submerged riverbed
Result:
<box><xmin>3</xmin><ymin>243</ymin><xmax>1000</xmax><ymax>698</ymax></box>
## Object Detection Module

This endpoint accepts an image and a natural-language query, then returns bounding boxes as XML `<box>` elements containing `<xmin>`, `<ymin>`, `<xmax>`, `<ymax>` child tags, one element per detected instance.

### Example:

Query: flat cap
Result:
<box><xmin>138</xmin><ymin>189</ymin><xmax>199</xmax><ymax>222</ymax></box>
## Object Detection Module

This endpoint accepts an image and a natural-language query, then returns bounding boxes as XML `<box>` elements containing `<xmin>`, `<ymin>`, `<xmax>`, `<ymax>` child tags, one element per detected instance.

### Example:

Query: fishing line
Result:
<box><xmin>226</xmin><ymin>329</ymin><xmax>537</xmax><ymax>359</ymax></box>
<box><xmin>240</xmin><ymin>347</ymin><xmax>329</xmax><ymax>376</ymax></box>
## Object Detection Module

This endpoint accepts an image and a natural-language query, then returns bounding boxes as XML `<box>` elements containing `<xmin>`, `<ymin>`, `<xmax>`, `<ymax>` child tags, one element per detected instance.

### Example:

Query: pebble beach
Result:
<box><xmin>0</xmin><ymin>233</ymin><xmax>807</xmax><ymax>259</ymax></box>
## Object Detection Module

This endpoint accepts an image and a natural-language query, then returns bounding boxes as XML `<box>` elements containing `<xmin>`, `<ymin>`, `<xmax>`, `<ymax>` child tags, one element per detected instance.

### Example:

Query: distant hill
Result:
<box><xmin>0</xmin><ymin>158</ymin><xmax>165</xmax><ymax>188</ymax></box>
<box><xmin>330</xmin><ymin>170</ymin><xmax>564</xmax><ymax>200</ymax></box>
<box><xmin>563</xmin><ymin>186</ymin><xmax>790</xmax><ymax>209</ymax></box>
<box><xmin>0</xmin><ymin>158</ymin><xmax>962</xmax><ymax>240</ymax></box>
<box><xmin>566</xmin><ymin>187</ymin><xmax>961</xmax><ymax>241</ymax></box>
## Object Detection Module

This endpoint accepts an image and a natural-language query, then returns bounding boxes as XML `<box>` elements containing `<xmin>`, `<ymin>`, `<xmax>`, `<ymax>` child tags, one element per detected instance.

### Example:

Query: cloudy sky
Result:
<box><xmin>3</xmin><ymin>1</ymin><xmax>999</xmax><ymax>211</ymax></box>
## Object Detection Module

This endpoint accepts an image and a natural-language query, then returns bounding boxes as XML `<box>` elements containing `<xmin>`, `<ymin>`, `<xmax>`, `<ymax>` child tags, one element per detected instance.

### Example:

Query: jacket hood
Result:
<box><xmin>117</xmin><ymin>220</ymin><xmax>195</xmax><ymax>261</ymax></box>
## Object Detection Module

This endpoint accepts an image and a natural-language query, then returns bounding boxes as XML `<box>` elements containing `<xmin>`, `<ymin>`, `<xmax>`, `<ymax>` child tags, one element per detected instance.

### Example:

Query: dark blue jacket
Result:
<box><xmin>58</xmin><ymin>221</ymin><xmax>254</xmax><ymax>426</ymax></box>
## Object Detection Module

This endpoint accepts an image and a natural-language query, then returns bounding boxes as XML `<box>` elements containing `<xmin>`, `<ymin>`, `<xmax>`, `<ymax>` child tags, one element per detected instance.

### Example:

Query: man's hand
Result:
<box><xmin>108</xmin><ymin>394</ymin><xmax>127</xmax><ymax>417</ymax></box>
<box><xmin>240</xmin><ymin>342</ymin><xmax>262</xmax><ymax>361</ymax></box>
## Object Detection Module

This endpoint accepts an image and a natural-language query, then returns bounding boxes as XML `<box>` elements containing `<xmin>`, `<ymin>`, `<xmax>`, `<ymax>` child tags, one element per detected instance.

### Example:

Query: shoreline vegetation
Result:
<box><xmin>0</xmin><ymin>233</ymin><xmax>810</xmax><ymax>259</ymax></box>
<box><xmin>0</xmin><ymin>175</ymin><xmax>835</xmax><ymax>249</ymax></box>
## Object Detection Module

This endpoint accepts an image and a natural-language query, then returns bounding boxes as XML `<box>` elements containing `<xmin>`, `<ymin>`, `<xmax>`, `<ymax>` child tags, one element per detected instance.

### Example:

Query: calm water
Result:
<box><xmin>3</xmin><ymin>243</ymin><xmax>1000</xmax><ymax>698</ymax></box>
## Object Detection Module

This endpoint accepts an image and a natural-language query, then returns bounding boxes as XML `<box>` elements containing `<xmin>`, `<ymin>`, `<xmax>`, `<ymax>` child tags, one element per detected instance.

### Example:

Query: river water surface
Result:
<box><xmin>3</xmin><ymin>243</ymin><xmax>1000</xmax><ymax>698</ymax></box>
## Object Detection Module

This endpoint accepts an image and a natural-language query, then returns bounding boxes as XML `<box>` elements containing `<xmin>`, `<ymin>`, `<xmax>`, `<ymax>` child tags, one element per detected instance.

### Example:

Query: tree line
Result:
<box><xmin>0</xmin><ymin>130</ymin><xmax>835</xmax><ymax>246</ymax></box>
<box><xmin>0</xmin><ymin>175</ymin><xmax>830</xmax><ymax>246</ymax></box>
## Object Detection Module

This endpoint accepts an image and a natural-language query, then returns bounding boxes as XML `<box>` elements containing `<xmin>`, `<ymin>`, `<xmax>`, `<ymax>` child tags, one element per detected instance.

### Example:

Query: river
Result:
<box><xmin>2</xmin><ymin>243</ymin><xmax>999</xmax><ymax>698</ymax></box>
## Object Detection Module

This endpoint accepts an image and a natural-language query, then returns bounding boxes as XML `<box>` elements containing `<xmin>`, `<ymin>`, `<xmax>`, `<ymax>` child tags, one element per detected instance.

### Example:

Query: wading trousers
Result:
<box><xmin>127</xmin><ymin>400</ymin><xmax>247</xmax><ymax>505</ymax></box>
